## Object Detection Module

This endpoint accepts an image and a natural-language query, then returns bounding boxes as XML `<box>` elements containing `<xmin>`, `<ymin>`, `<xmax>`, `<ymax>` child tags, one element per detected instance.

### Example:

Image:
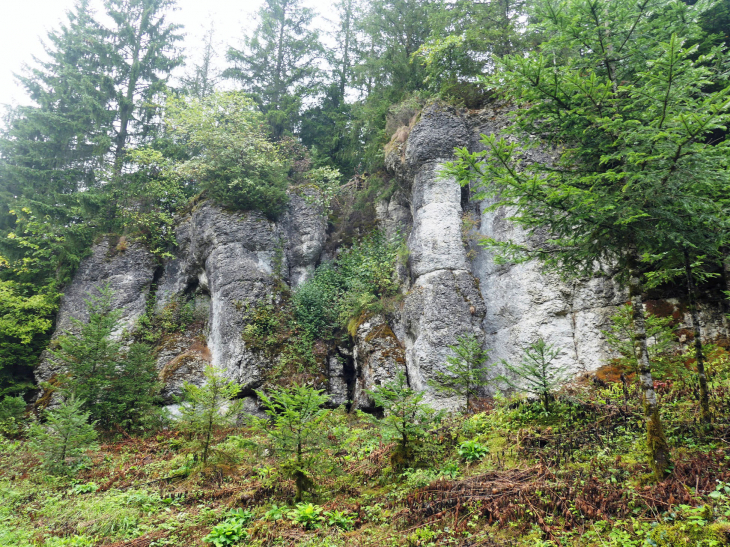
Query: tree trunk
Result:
<box><xmin>628</xmin><ymin>264</ymin><xmax>671</xmax><ymax>480</ymax></box>
<box><xmin>683</xmin><ymin>250</ymin><xmax>711</xmax><ymax>424</ymax></box>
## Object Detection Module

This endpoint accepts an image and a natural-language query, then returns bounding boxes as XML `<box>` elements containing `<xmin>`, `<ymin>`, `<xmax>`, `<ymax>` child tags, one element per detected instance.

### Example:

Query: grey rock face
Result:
<box><xmin>393</xmin><ymin>104</ymin><xmax>489</xmax><ymax>411</ymax></box>
<box><xmin>351</xmin><ymin>315</ymin><xmax>408</xmax><ymax>410</ymax></box>
<box><xmin>155</xmin><ymin>198</ymin><xmax>325</xmax><ymax>392</ymax></box>
<box><xmin>34</xmin><ymin>238</ymin><xmax>158</xmax><ymax>386</ymax></box>
<box><xmin>405</xmin><ymin>104</ymin><xmax>470</xmax><ymax>169</ymax></box>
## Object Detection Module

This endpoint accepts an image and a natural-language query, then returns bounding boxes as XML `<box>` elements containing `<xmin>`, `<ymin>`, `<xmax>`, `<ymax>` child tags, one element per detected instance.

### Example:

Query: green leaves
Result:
<box><xmin>177</xmin><ymin>366</ymin><xmax>243</xmax><ymax>467</ymax></box>
<box><xmin>165</xmin><ymin>91</ymin><xmax>289</xmax><ymax>218</ymax></box>
<box><xmin>428</xmin><ymin>333</ymin><xmax>493</xmax><ymax>410</ymax></box>
<box><xmin>499</xmin><ymin>339</ymin><xmax>571</xmax><ymax>413</ymax></box>
<box><xmin>255</xmin><ymin>383</ymin><xmax>329</xmax><ymax>501</ymax></box>
<box><xmin>368</xmin><ymin>371</ymin><xmax>444</xmax><ymax>466</ymax></box>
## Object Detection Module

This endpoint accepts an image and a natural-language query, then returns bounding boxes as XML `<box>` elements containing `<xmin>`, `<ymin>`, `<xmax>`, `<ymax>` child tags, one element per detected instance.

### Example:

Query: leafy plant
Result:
<box><xmin>203</xmin><ymin>518</ymin><xmax>248</xmax><ymax>547</ymax></box>
<box><xmin>288</xmin><ymin>502</ymin><xmax>324</xmax><ymax>530</ymax></box>
<box><xmin>458</xmin><ymin>440</ymin><xmax>489</xmax><ymax>463</ymax></box>
<box><xmin>367</xmin><ymin>371</ymin><xmax>445</xmax><ymax>468</ymax></box>
<box><xmin>165</xmin><ymin>91</ymin><xmax>290</xmax><ymax>218</ymax></box>
<box><xmin>264</xmin><ymin>504</ymin><xmax>286</xmax><ymax>521</ymax></box>
<box><xmin>429</xmin><ymin>333</ymin><xmax>492</xmax><ymax>410</ymax></box>
<box><xmin>176</xmin><ymin>366</ymin><xmax>242</xmax><ymax>466</ymax></box>
<box><xmin>0</xmin><ymin>395</ymin><xmax>26</xmax><ymax>436</ymax></box>
<box><xmin>324</xmin><ymin>509</ymin><xmax>356</xmax><ymax>530</ymax></box>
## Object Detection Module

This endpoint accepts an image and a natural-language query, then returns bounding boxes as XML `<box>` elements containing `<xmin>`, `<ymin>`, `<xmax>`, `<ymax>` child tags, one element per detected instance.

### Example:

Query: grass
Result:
<box><xmin>2</xmin><ymin>348</ymin><xmax>730</xmax><ymax>546</ymax></box>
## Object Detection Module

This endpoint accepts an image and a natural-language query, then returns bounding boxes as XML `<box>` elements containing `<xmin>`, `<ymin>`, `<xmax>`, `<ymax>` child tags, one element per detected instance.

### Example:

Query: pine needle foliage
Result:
<box><xmin>177</xmin><ymin>366</ymin><xmax>242</xmax><ymax>467</ymax></box>
<box><xmin>255</xmin><ymin>384</ymin><xmax>330</xmax><ymax>502</ymax></box>
<box><xmin>429</xmin><ymin>333</ymin><xmax>492</xmax><ymax>411</ymax></box>
<box><xmin>28</xmin><ymin>395</ymin><xmax>98</xmax><ymax>475</ymax></box>
<box><xmin>500</xmin><ymin>339</ymin><xmax>571</xmax><ymax>413</ymax></box>
<box><xmin>368</xmin><ymin>371</ymin><xmax>444</xmax><ymax>467</ymax></box>
<box><xmin>51</xmin><ymin>284</ymin><xmax>161</xmax><ymax>432</ymax></box>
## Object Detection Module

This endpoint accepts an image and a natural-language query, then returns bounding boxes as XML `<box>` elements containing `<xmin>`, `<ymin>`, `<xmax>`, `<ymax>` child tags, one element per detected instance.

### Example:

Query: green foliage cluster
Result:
<box><xmin>367</xmin><ymin>371</ymin><xmax>445</xmax><ymax>468</ymax></box>
<box><xmin>255</xmin><ymin>384</ymin><xmax>330</xmax><ymax>502</ymax></box>
<box><xmin>50</xmin><ymin>285</ymin><xmax>162</xmax><ymax>432</ymax></box>
<box><xmin>293</xmin><ymin>231</ymin><xmax>402</xmax><ymax>339</ymax></box>
<box><xmin>500</xmin><ymin>339</ymin><xmax>573</xmax><ymax>413</ymax></box>
<box><xmin>28</xmin><ymin>396</ymin><xmax>98</xmax><ymax>475</ymax></box>
<box><xmin>429</xmin><ymin>333</ymin><xmax>492</xmax><ymax>410</ymax></box>
<box><xmin>164</xmin><ymin>92</ymin><xmax>290</xmax><ymax>218</ymax></box>
<box><xmin>177</xmin><ymin>366</ymin><xmax>242</xmax><ymax>467</ymax></box>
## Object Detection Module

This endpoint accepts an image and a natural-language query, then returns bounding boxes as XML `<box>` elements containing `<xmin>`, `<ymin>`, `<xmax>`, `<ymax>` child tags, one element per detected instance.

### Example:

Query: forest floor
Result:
<box><xmin>2</xmin><ymin>348</ymin><xmax>730</xmax><ymax>547</ymax></box>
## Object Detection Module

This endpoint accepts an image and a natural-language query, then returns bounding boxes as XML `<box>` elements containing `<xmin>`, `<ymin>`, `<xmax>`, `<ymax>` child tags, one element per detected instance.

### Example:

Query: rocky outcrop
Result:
<box><xmin>37</xmin><ymin>102</ymin><xmax>730</xmax><ymax>412</ymax></box>
<box><xmin>351</xmin><ymin>316</ymin><xmax>407</xmax><ymax>410</ymax></box>
<box><xmin>154</xmin><ymin>197</ymin><xmax>326</xmax><ymax>394</ymax></box>
<box><xmin>34</xmin><ymin>237</ymin><xmax>158</xmax><ymax>386</ymax></box>
<box><xmin>395</xmin><ymin>104</ymin><xmax>488</xmax><ymax>411</ymax></box>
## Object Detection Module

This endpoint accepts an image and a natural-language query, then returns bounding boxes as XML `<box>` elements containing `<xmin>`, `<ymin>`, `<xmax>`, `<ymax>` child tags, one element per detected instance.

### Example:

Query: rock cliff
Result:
<box><xmin>36</xmin><ymin>103</ymin><xmax>730</xmax><ymax>412</ymax></box>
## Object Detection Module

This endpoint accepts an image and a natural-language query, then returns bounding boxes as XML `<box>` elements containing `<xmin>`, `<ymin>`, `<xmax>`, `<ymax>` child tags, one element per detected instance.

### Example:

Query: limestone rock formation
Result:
<box><xmin>35</xmin><ymin>102</ymin><xmax>730</xmax><ymax>412</ymax></box>
<box><xmin>34</xmin><ymin>237</ymin><xmax>157</xmax><ymax>386</ymax></box>
<box><xmin>351</xmin><ymin>315</ymin><xmax>407</xmax><ymax>410</ymax></box>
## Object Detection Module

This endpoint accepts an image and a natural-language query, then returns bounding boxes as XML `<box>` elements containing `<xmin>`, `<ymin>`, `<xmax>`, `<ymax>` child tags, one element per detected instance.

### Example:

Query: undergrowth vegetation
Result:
<box><xmin>3</xmin><ymin>341</ymin><xmax>730</xmax><ymax>546</ymax></box>
<box><xmin>241</xmin><ymin>230</ymin><xmax>402</xmax><ymax>387</ymax></box>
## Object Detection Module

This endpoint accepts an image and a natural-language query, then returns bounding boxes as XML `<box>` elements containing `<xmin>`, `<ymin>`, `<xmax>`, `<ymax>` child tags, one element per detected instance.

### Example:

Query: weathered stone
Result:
<box><xmin>155</xmin><ymin>198</ymin><xmax>325</xmax><ymax>392</ymax></box>
<box><xmin>351</xmin><ymin>315</ymin><xmax>407</xmax><ymax>410</ymax></box>
<box><xmin>34</xmin><ymin>237</ymin><xmax>157</xmax><ymax>386</ymax></box>
<box><xmin>402</xmin><ymin>270</ymin><xmax>486</xmax><ymax>411</ymax></box>
<box><xmin>405</xmin><ymin>103</ymin><xmax>469</xmax><ymax>169</ymax></box>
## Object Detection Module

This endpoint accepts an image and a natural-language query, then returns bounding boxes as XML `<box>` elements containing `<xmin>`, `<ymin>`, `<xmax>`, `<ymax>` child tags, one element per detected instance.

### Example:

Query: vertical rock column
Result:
<box><xmin>399</xmin><ymin>105</ymin><xmax>487</xmax><ymax>411</ymax></box>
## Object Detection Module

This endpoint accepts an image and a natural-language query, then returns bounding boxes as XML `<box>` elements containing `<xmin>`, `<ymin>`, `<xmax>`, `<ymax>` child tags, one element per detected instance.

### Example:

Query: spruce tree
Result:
<box><xmin>102</xmin><ymin>0</ymin><xmax>184</xmax><ymax>172</ymax></box>
<box><xmin>177</xmin><ymin>366</ymin><xmax>242</xmax><ymax>467</ymax></box>
<box><xmin>447</xmin><ymin>0</ymin><xmax>730</xmax><ymax>478</ymax></box>
<box><xmin>224</xmin><ymin>0</ymin><xmax>322</xmax><ymax>138</ymax></box>
<box><xmin>367</xmin><ymin>371</ymin><xmax>444</xmax><ymax>468</ymax></box>
<box><xmin>51</xmin><ymin>285</ymin><xmax>122</xmax><ymax>421</ymax></box>
<box><xmin>29</xmin><ymin>395</ymin><xmax>98</xmax><ymax>475</ymax></box>
<box><xmin>179</xmin><ymin>23</ymin><xmax>220</xmax><ymax>99</ymax></box>
<box><xmin>428</xmin><ymin>333</ymin><xmax>492</xmax><ymax>411</ymax></box>
<box><xmin>255</xmin><ymin>384</ymin><xmax>330</xmax><ymax>502</ymax></box>
<box><xmin>499</xmin><ymin>339</ymin><xmax>571</xmax><ymax>413</ymax></box>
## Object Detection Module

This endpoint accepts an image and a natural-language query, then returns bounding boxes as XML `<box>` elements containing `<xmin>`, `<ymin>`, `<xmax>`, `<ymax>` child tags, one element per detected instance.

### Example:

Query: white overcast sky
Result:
<box><xmin>0</xmin><ymin>0</ymin><xmax>332</xmax><ymax>110</ymax></box>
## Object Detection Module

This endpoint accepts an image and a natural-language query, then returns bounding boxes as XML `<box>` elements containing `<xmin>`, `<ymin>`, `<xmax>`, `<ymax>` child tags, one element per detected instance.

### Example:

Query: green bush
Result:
<box><xmin>28</xmin><ymin>395</ymin><xmax>98</xmax><ymax>475</ymax></box>
<box><xmin>458</xmin><ymin>440</ymin><xmax>489</xmax><ymax>463</ymax></box>
<box><xmin>0</xmin><ymin>395</ymin><xmax>26</xmax><ymax>436</ymax></box>
<box><xmin>166</xmin><ymin>91</ymin><xmax>289</xmax><ymax>219</ymax></box>
<box><xmin>203</xmin><ymin>518</ymin><xmax>248</xmax><ymax>547</ymax></box>
<box><xmin>325</xmin><ymin>509</ymin><xmax>356</xmax><ymax>530</ymax></box>
<box><xmin>288</xmin><ymin>502</ymin><xmax>324</xmax><ymax>530</ymax></box>
<box><xmin>293</xmin><ymin>231</ymin><xmax>401</xmax><ymax>339</ymax></box>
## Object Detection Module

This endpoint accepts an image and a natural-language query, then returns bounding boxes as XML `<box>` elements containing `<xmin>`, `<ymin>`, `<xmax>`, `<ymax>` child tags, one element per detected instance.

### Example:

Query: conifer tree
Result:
<box><xmin>255</xmin><ymin>384</ymin><xmax>330</xmax><ymax>502</ymax></box>
<box><xmin>50</xmin><ymin>284</ymin><xmax>162</xmax><ymax>431</ymax></box>
<box><xmin>29</xmin><ymin>395</ymin><xmax>98</xmax><ymax>475</ymax></box>
<box><xmin>499</xmin><ymin>339</ymin><xmax>571</xmax><ymax>413</ymax></box>
<box><xmin>102</xmin><ymin>0</ymin><xmax>183</xmax><ymax>172</ymax></box>
<box><xmin>177</xmin><ymin>366</ymin><xmax>242</xmax><ymax>466</ymax></box>
<box><xmin>428</xmin><ymin>333</ymin><xmax>492</xmax><ymax>411</ymax></box>
<box><xmin>224</xmin><ymin>0</ymin><xmax>322</xmax><ymax>138</ymax></box>
<box><xmin>51</xmin><ymin>285</ymin><xmax>123</xmax><ymax>418</ymax></box>
<box><xmin>368</xmin><ymin>371</ymin><xmax>444</xmax><ymax>467</ymax></box>
<box><xmin>180</xmin><ymin>23</ymin><xmax>219</xmax><ymax>99</ymax></box>
<box><xmin>447</xmin><ymin>0</ymin><xmax>730</xmax><ymax>478</ymax></box>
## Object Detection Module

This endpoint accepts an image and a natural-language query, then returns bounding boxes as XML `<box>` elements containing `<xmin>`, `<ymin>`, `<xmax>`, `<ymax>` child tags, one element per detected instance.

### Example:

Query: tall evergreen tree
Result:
<box><xmin>224</xmin><ymin>0</ymin><xmax>322</xmax><ymax>138</ymax></box>
<box><xmin>447</xmin><ymin>0</ymin><xmax>730</xmax><ymax>479</ymax></box>
<box><xmin>179</xmin><ymin>23</ymin><xmax>220</xmax><ymax>99</ymax></box>
<box><xmin>102</xmin><ymin>0</ymin><xmax>184</xmax><ymax>173</ymax></box>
